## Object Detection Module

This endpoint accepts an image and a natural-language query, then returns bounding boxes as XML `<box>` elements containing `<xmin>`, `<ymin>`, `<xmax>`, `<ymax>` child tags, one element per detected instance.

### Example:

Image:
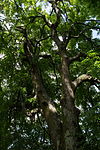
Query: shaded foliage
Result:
<box><xmin>0</xmin><ymin>0</ymin><xmax>100</xmax><ymax>149</ymax></box>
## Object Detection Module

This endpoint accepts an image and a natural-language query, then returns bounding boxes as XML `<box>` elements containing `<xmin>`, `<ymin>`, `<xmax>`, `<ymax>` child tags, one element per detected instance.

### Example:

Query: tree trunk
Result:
<box><xmin>56</xmin><ymin>51</ymin><xmax>85</xmax><ymax>150</ymax></box>
<box><xmin>27</xmin><ymin>43</ymin><xmax>86</xmax><ymax>150</ymax></box>
<box><xmin>31</xmin><ymin>52</ymin><xmax>85</xmax><ymax>150</ymax></box>
<box><xmin>24</xmin><ymin>20</ymin><xmax>86</xmax><ymax>150</ymax></box>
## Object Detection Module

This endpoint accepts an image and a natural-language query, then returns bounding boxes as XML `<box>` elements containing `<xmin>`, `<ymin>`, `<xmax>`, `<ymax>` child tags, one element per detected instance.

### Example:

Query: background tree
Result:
<box><xmin>0</xmin><ymin>0</ymin><xmax>100</xmax><ymax>150</ymax></box>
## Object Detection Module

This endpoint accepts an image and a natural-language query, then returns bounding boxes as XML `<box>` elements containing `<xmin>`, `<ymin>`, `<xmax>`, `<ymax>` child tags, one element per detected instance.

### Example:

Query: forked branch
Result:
<box><xmin>72</xmin><ymin>74</ymin><xmax>100</xmax><ymax>90</ymax></box>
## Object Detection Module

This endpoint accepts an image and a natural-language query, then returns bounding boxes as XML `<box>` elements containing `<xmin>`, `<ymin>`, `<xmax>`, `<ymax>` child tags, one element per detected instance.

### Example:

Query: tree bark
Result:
<box><xmin>30</xmin><ymin>62</ymin><xmax>83</xmax><ymax>150</ymax></box>
<box><xmin>30</xmin><ymin>50</ymin><xmax>86</xmax><ymax>150</ymax></box>
<box><xmin>22</xmin><ymin>9</ymin><xmax>88</xmax><ymax>150</ymax></box>
<box><xmin>31</xmin><ymin>64</ymin><xmax>62</xmax><ymax>150</ymax></box>
<box><xmin>58</xmin><ymin>50</ymin><xmax>85</xmax><ymax>150</ymax></box>
<box><xmin>16</xmin><ymin>2</ymin><xmax>100</xmax><ymax>149</ymax></box>
<box><xmin>29</xmin><ymin>31</ymin><xmax>86</xmax><ymax>150</ymax></box>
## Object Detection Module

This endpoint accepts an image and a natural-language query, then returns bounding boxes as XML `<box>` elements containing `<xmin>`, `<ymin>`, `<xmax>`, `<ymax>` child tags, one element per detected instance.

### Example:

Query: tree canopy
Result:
<box><xmin>0</xmin><ymin>0</ymin><xmax>100</xmax><ymax>150</ymax></box>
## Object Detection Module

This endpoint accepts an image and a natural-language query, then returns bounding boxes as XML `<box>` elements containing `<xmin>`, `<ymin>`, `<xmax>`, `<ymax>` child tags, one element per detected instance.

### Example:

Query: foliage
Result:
<box><xmin>0</xmin><ymin>0</ymin><xmax>100</xmax><ymax>149</ymax></box>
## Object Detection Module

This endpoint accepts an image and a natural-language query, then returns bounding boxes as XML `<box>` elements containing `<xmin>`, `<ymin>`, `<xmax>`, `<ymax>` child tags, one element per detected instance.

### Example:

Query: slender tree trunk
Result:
<box><xmin>58</xmin><ymin>50</ymin><xmax>85</xmax><ymax>150</ymax></box>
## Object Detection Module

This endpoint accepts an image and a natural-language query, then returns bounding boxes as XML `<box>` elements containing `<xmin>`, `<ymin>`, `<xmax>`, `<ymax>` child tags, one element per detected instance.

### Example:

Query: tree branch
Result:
<box><xmin>23</xmin><ymin>45</ymin><xmax>62</xmax><ymax>149</ymax></box>
<box><xmin>51</xmin><ymin>4</ymin><xmax>61</xmax><ymax>29</ymax></box>
<box><xmin>69</xmin><ymin>21</ymin><xmax>100</xmax><ymax>40</ymax></box>
<box><xmin>69</xmin><ymin>52</ymin><xmax>87</xmax><ymax>64</ymax></box>
<box><xmin>75</xmin><ymin>22</ymin><xmax>100</xmax><ymax>30</ymax></box>
<box><xmin>72</xmin><ymin>74</ymin><xmax>100</xmax><ymax>90</ymax></box>
<box><xmin>42</xmin><ymin>15</ymin><xmax>52</xmax><ymax>27</ymax></box>
<box><xmin>32</xmin><ymin>68</ymin><xmax>62</xmax><ymax>149</ymax></box>
<box><xmin>28</xmin><ymin>15</ymin><xmax>52</xmax><ymax>28</ymax></box>
<box><xmin>16</xmin><ymin>26</ymin><xmax>61</xmax><ymax>148</ymax></box>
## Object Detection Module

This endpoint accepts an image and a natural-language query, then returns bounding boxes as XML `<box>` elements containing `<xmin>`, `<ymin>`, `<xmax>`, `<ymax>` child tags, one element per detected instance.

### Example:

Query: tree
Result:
<box><xmin>0</xmin><ymin>0</ymin><xmax>100</xmax><ymax>150</ymax></box>
<box><xmin>78</xmin><ymin>0</ymin><xmax>100</xmax><ymax>18</ymax></box>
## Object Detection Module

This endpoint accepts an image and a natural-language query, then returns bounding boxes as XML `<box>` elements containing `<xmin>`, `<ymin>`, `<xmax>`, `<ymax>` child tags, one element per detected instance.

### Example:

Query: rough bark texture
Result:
<box><xmin>23</xmin><ymin>25</ymin><xmax>85</xmax><ymax>150</ymax></box>
<box><xmin>19</xmin><ymin>2</ymin><xmax>100</xmax><ymax>149</ymax></box>
<box><xmin>30</xmin><ymin>48</ymin><xmax>85</xmax><ymax>150</ymax></box>
<box><xmin>31</xmin><ymin>64</ymin><xmax>62</xmax><ymax>150</ymax></box>
<box><xmin>60</xmin><ymin>51</ymin><xmax>85</xmax><ymax>150</ymax></box>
